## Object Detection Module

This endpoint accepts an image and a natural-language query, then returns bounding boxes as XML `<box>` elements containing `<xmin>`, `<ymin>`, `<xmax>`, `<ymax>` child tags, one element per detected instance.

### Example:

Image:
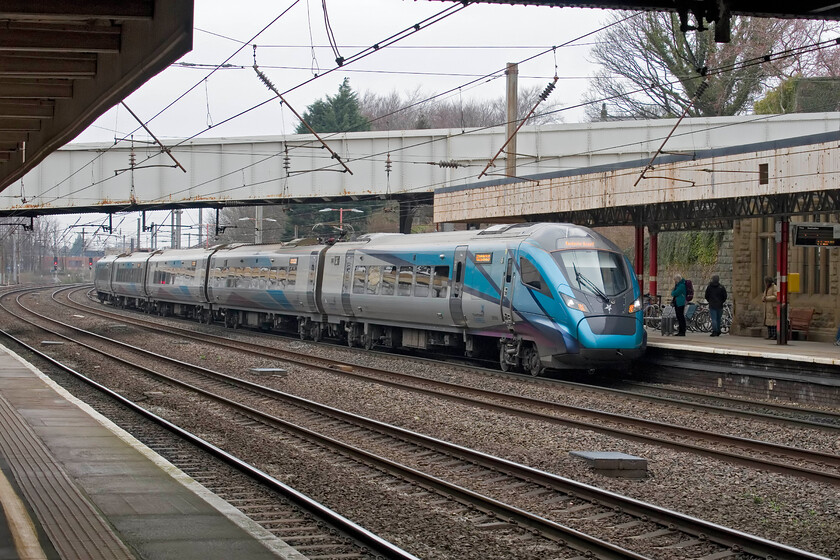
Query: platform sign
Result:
<box><xmin>792</xmin><ymin>222</ymin><xmax>840</xmax><ymax>247</ymax></box>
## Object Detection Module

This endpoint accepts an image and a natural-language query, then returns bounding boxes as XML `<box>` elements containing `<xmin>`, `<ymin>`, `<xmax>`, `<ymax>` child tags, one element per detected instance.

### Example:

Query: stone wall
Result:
<box><xmin>601</xmin><ymin>222</ymin><xmax>838</xmax><ymax>342</ymax></box>
<box><xmin>650</xmin><ymin>232</ymin><xmax>733</xmax><ymax>308</ymax></box>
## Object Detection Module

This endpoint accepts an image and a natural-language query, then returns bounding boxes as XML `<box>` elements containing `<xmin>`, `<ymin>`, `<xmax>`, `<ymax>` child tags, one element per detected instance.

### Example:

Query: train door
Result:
<box><xmin>499</xmin><ymin>248</ymin><xmax>517</xmax><ymax>329</ymax></box>
<box><xmin>449</xmin><ymin>245</ymin><xmax>468</xmax><ymax>327</ymax></box>
<box><xmin>340</xmin><ymin>249</ymin><xmax>356</xmax><ymax>317</ymax></box>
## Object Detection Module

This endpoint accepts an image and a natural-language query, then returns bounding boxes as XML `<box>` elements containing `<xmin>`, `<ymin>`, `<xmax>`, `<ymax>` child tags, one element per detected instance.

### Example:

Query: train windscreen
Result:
<box><xmin>552</xmin><ymin>250</ymin><xmax>628</xmax><ymax>297</ymax></box>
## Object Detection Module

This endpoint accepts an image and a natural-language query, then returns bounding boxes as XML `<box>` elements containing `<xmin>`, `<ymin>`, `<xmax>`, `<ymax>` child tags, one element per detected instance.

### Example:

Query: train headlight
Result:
<box><xmin>563</xmin><ymin>295</ymin><xmax>589</xmax><ymax>313</ymax></box>
<box><xmin>628</xmin><ymin>299</ymin><xmax>642</xmax><ymax>313</ymax></box>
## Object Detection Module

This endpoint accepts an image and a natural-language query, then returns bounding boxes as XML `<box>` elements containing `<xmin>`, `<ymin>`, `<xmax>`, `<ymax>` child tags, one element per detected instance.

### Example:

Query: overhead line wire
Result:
<box><xmin>23</xmin><ymin>1</ymin><xmax>302</xmax><ymax>205</ymax></box>
<box><xmin>55</xmin><ymin>2</ymin><xmax>473</xmax><ymax>209</ymax></box>
<box><xmin>16</xmin><ymin>17</ymin><xmax>840</xmax><ymax>232</ymax></box>
<box><xmin>25</xmin><ymin>2</ymin><xmax>588</xmax><ymax>210</ymax></box>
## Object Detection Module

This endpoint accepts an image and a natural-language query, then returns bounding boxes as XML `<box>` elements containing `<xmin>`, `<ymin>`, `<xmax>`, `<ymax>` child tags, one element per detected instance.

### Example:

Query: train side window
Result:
<box><xmin>353</xmin><ymin>266</ymin><xmax>366</xmax><ymax>294</ymax></box>
<box><xmin>366</xmin><ymin>266</ymin><xmax>381</xmax><ymax>295</ymax></box>
<box><xmin>505</xmin><ymin>258</ymin><xmax>513</xmax><ymax>283</ymax></box>
<box><xmin>520</xmin><ymin>257</ymin><xmax>552</xmax><ymax>298</ymax></box>
<box><xmin>415</xmin><ymin>265</ymin><xmax>431</xmax><ymax>297</ymax></box>
<box><xmin>381</xmin><ymin>265</ymin><xmax>396</xmax><ymax>295</ymax></box>
<box><xmin>398</xmin><ymin>266</ymin><xmax>413</xmax><ymax>296</ymax></box>
<box><xmin>433</xmin><ymin>266</ymin><xmax>449</xmax><ymax>298</ymax></box>
<box><xmin>287</xmin><ymin>265</ymin><xmax>297</xmax><ymax>287</ymax></box>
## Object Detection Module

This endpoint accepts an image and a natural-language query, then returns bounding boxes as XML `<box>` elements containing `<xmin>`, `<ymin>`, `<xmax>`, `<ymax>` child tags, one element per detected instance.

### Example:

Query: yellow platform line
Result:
<box><xmin>0</xmin><ymin>467</ymin><xmax>47</xmax><ymax>560</ymax></box>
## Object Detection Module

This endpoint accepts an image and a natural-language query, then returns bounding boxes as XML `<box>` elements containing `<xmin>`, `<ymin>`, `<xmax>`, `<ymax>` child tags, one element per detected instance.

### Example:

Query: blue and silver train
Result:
<box><xmin>94</xmin><ymin>223</ymin><xmax>646</xmax><ymax>374</ymax></box>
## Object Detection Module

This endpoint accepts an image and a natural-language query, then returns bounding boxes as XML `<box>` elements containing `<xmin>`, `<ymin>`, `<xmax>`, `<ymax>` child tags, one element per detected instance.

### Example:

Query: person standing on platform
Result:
<box><xmin>671</xmin><ymin>273</ymin><xmax>687</xmax><ymax>336</ymax></box>
<box><xmin>704</xmin><ymin>275</ymin><xmax>728</xmax><ymax>337</ymax></box>
<box><xmin>762</xmin><ymin>276</ymin><xmax>778</xmax><ymax>339</ymax></box>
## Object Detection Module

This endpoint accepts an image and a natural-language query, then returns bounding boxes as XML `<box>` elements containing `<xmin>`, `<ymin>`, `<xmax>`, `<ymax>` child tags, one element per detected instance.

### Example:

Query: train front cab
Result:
<box><xmin>491</xmin><ymin>226</ymin><xmax>645</xmax><ymax>374</ymax></box>
<box><xmin>548</xmin><ymin>238</ymin><xmax>646</xmax><ymax>369</ymax></box>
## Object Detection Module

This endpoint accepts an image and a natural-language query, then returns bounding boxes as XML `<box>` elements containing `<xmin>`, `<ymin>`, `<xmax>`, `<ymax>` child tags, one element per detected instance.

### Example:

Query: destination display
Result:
<box><xmin>792</xmin><ymin>223</ymin><xmax>840</xmax><ymax>247</ymax></box>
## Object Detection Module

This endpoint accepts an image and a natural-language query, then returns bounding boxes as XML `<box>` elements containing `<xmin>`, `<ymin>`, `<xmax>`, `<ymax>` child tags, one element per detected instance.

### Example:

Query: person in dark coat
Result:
<box><xmin>671</xmin><ymin>273</ymin><xmax>687</xmax><ymax>336</ymax></box>
<box><xmin>704</xmin><ymin>275</ymin><xmax>728</xmax><ymax>337</ymax></box>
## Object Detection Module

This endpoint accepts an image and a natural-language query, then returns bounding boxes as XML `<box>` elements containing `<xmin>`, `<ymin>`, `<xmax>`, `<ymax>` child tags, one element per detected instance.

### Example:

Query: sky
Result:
<box><xmin>46</xmin><ymin>0</ymin><xmax>618</xmax><ymax>249</ymax></box>
<box><xmin>72</xmin><ymin>0</ymin><xmax>613</xmax><ymax>145</ymax></box>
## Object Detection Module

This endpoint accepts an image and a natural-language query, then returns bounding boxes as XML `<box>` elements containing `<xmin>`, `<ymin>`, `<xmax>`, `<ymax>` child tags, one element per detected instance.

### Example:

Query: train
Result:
<box><xmin>94</xmin><ymin>222</ymin><xmax>646</xmax><ymax>375</ymax></box>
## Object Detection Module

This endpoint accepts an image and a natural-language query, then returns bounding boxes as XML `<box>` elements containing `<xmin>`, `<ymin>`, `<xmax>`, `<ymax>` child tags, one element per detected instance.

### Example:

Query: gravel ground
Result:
<box><xmin>7</xmin><ymin>291</ymin><xmax>840</xmax><ymax>558</ymax></box>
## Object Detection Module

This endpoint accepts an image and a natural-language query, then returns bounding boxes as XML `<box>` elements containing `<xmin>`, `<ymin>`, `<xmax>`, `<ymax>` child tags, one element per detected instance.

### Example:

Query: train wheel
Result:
<box><xmin>363</xmin><ymin>334</ymin><xmax>374</xmax><ymax>351</ymax></box>
<box><xmin>523</xmin><ymin>344</ymin><xmax>544</xmax><ymax>377</ymax></box>
<box><xmin>499</xmin><ymin>343</ymin><xmax>516</xmax><ymax>372</ymax></box>
<box><xmin>311</xmin><ymin>325</ymin><xmax>322</xmax><ymax>342</ymax></box>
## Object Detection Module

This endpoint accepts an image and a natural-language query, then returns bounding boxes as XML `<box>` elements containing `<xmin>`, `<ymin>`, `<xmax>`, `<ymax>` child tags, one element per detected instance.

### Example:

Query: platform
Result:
<box><xmin>646</xmin><ymin>328</ymin><xmax>840</xmax><ymax>368</ymax></box>
<box><xmin>0</xmin><ymin>343</ymin><xmax>303</xmax><ymax>560</ymax></box>
<box><xmin>642</xmin><ymin>328</ymin><xmax>840</xmax><ymax>406</ymax></box>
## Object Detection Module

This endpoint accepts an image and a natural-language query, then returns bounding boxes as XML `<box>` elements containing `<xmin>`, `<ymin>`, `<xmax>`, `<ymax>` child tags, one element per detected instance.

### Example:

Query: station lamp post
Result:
<box><xmin>319</xmin><ymin>207</ymin><xmax>363</xmax><ymax>226</ymax></box>
<box><xmin>238</xmin><ymin>216</ymin><xmax>277</xmax><ymax>244</ymax></box>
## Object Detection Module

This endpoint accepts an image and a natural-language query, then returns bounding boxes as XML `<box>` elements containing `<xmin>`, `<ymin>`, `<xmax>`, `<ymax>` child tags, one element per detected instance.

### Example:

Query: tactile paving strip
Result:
<box><xmin>0</xmin><ymin>393</ymin><xmax>134</xmax><ymax>560</ymax></box>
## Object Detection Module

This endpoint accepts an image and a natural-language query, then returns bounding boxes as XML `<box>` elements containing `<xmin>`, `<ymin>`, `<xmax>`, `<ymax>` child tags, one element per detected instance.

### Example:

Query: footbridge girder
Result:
<box><xmin>3</xmin><ymin>113</ymin><xmax>840</xmax><ymax>235</ymax></box>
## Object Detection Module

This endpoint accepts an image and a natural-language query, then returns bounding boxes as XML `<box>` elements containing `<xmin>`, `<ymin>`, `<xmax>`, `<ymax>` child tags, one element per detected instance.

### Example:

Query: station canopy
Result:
<box><xmin>438</xmin><ymin>1</ymin><xmax>840</xmax><ymax>42</ymax></box>
<box><xmin>0</xmin><ymin>1</ymin><xmax>193</xmax><ymax>195</ymax></box>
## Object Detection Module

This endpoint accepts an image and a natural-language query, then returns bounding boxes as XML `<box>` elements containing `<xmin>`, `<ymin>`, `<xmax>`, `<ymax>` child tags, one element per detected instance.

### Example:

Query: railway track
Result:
<box><xmin>71</xmin><ymin>285</ymin><xmax>840</xmax><ymax>432</ymax></box>
<box><xmin>495</xmin><ymin>375</ymin><xmax>840</xmax><ymax>431</ymax></box>
<box><xmin>59</xmin><ymin>286</ymin><xmax>840</xmax><ymax>486</ymax></box>
<box><xmin>5</xmin><ymin>285</ymin><xmax>834</xmax><ymax>559</ymax></box>
<box><xmin>615</xmin><ymin>381</ymin><xmax>840</xmax><ymax>428</ymax></box>
<box><xmin>0</xmin><ymin>286</ymin><xmax>416</xmax><ymax>560</ymax></box>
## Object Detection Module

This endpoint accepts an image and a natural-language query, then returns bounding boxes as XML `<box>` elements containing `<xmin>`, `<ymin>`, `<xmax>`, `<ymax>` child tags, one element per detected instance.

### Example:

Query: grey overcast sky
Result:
<box><xmin>72</xmin><ymin>0</ymin><xmax>612</xmax><ymax>144</ymax></box>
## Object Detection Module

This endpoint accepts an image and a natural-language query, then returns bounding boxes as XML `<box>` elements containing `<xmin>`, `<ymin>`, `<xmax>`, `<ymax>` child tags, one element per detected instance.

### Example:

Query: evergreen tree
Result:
<box><xmin>69</xmin><ymin>233</ymin><xmax>85</xmax><ymax>256</ymax></box>
<box><xmin>296</xmin><ymin>78</ymin><xmax>370</xmax><ymax>134</ymax></box>
<box><xmin>754</xmin><ymin>76</ymin><xmax>800</xmax><ymax>114</ymax></box>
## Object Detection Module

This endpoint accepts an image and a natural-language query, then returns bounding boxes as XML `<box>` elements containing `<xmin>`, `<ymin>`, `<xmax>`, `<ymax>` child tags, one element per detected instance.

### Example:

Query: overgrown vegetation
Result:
<box><xmin>658</xmin><ymin>230</ymin><xmax>726</xmax><ymax>266</ymax></box>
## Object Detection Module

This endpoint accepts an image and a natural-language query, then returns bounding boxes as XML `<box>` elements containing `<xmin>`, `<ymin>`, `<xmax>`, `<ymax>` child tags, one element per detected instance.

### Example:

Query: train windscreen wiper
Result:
<box><xmin>573</xmin><ymin>264</ymin><xmax>608</xmax><ymax>302</ymax></box>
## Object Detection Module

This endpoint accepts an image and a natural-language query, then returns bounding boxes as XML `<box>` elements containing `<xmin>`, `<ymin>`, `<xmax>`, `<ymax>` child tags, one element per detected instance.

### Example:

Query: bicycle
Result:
<box><xmin>642</xmin><ymin>293</ymin><xmax>662</xmax><ymax>331</ymax></box>
<box><xmin>720</xmin><ymin>302</ymin><xmax>733</xmax><ymax>334</ymax></box>
<box><xmin>690</xmin><ymin>300</ymin><xmax>712</xmax><ymax>333</ymax></box>
<box><xmin>697</xmin><ymin>301</ymin><xmax>731</xmax><ymax>334</ymax></box>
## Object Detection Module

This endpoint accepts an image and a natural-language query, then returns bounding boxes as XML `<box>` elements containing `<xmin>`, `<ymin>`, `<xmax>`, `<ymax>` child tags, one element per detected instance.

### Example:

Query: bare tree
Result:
<box><xmin>583</xmin><ymin>12</ymin><xmax>839</xmax><ymax>120</ymax></box>
<box><xmin>360</xmin><ymin>84</ymin><xmax>563</xmax><ymax>131</ymax></box>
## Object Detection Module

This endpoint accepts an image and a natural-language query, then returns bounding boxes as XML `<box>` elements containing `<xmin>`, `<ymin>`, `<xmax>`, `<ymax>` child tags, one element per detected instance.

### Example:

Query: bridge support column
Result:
<box><xmin>648</xmin><ymin>229</ymin><xmax>658</xmax><ymax>301</ymax></box>
<box><xmin>634</xmin><ymin>225</ymin><xmax>644</xmax><ymax>288</ymax></box>
<box><xmin>777</xmin><ymin>219</ymin><xmax>789</xmax><ymax>345</ymax></box>
<box><xmin>399</xmin><ymin>200</ymin><xmax>414</xmax><ymax>234</ymax></box>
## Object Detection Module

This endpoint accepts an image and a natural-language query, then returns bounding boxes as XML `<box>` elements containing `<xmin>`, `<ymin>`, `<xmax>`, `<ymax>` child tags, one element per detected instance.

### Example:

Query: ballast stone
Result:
<box><xmin>570</xmin><ymin>451</ymin><xmax>648</xmax><ymax>478</ymax></box>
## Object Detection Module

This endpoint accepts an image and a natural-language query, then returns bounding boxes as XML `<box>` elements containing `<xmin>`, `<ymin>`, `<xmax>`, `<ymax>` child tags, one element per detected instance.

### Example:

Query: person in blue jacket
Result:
<box><xmin>671</xmin><ymin>273</ymin><xmax>687</xmax><ymax>336</ymax></box>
